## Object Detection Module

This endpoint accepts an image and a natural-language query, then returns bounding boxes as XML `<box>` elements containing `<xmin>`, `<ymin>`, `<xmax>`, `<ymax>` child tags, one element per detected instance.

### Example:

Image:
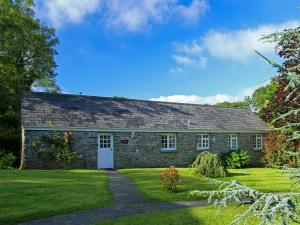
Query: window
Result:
<box><xmin>99</xmin><ymin>134</ymin><xmax>112</xmax><ymax>149</ymax></box>
<box><xmin>161</xmin><ymin>134</ymin><xmax>176</xmax><ymax>151</ymax></box>
<box><xmin>228</xmin><ymin>134</ymin><xmax>238</xmax><ymax>150</ymax></box>
<box><xmin>197</xmin><ymin>134</ymin><xmax>210</xmax><ymax>150</ymax></box>
<box><xmin>253</xmin><ymin>134</ymin><xmax>263</xmax><ymax>150</ymax></box>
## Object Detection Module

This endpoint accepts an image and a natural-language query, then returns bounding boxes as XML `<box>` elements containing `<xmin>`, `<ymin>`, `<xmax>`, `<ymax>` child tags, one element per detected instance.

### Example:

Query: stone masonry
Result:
<box><xmin>24</xmin><ymin>130</ymin><xmax>264</xmax><ymax>169</ymax></box>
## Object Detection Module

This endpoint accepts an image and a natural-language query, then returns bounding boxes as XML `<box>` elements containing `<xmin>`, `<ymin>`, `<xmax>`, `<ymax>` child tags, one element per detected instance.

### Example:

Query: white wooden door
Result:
<box><xmin>97</xmin><ymin>134</ymin><xmax>113</xmax><ymax>169</ymax></box>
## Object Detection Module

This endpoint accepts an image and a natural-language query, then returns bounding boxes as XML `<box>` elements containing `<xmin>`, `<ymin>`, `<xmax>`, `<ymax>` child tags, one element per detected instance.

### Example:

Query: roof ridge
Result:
<box><xmin>22</xmin><ymin>91</ymin><xmax>251</xmax><ymax>110</ymax></box>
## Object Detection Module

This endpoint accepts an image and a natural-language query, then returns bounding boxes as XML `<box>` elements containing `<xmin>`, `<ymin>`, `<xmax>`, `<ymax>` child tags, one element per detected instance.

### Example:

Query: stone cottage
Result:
<box><xmin>20</xmin><ymin>92</ymin><xmax>269</xmax><ymax>169</ymax></box>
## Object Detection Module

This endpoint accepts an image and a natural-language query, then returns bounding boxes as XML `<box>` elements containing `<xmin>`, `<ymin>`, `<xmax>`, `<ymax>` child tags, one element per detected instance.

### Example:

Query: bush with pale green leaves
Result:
<box><xmin>191</xmin><ymin>151</ymin><xmax>227</xmax><ymax>178</ymax></box>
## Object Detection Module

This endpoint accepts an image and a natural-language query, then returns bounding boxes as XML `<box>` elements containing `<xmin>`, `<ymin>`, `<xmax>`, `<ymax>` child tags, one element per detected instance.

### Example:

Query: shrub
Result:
<box><xmin>160</xmin><ymin>166</ymin><xmax>181</xmax><ymax>192</ymax></box>
<box><xmin>223</xmin><ymin>150</ymin><xmax>251</xmax><ymax>169</ymax></box>
<box><xmin>38</xmin><ymin>131</ymin><xmax>77</xmax><ymax>169</ymax></box>
<box><xmin>191</xmin><ymin>152</ymin><xmax>227</xmax><ymax>178</ymax></box>
<box><xmin>0</xmin><ymin>152</ymin><xmax>16</xmax><ymax>169</ymax></box>
<box><xmin>264</xmin><ymin>132</ymin><xmax>298</xmax><ymax>167</ymax></box>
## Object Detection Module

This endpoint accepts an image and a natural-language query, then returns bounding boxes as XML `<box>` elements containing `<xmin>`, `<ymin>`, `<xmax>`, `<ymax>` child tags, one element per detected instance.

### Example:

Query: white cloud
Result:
<box><xmin>170</xmin><ymin>20</ymin><xmax>300</xmax><ymax>70</ymax></box>
<box><xmin>172</xmin><ymin>55</ymin><xmax>195</xmax><ymax>65</ymax></box>
<box><xmin>202</xmin><ymin>20</ymin><xmax>300</xmax><ymax>60</ymax></box>
<box><xmin>150</xmin><ymin>84</ymin><xmax>264</xmax><ymax>105</ymax></box>
<box><xmin>151</xmin><ymin>94</ymin><xmax>240</xmax><ymax>105</ymax></box>
<box><xmin>169</xmin><ymin>66</ymin><xmax>184</xmax><ymax>74</ymax></box>
<box><xmin>37</xmin><ymin>0</ymin><xmax>101</xmax><ymax>28</ymax></box>
<box><xmin>171</xmin><ymin>40</ymin><xmax>207</xmax><ymax>71</ymax></box>
<box><xmin>174</xmin><ymin>0</ymin><xmax>208</xmax><ymax>23</ymax></box>
<box><xmin>37</xmin><ymin>0</ymin><xmax>208</xmax><ymax>31</ymax></box>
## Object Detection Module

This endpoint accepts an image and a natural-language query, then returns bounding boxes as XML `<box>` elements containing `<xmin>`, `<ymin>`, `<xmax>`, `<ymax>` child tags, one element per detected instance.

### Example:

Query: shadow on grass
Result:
<box><xmin>227</xmin><ymin>172</ymin><xmax>250</xmax><ymax>177</ymax></box>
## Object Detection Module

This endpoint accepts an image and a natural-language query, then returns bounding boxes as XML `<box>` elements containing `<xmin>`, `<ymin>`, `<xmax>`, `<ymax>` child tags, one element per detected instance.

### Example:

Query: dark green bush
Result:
<box><xmin>191</xmin><ymin>151</ymin><xmax>227</xmax><ymax>178</ymax></box>
<box><xmin>0</xmin><ymin>152</ymin><xmax>16</xmax><ymax>169</ymax></box>
<box><xmin>222</xmin><ymin>150</ymin><xmax>251</xmax><ymax>169</ymax></box>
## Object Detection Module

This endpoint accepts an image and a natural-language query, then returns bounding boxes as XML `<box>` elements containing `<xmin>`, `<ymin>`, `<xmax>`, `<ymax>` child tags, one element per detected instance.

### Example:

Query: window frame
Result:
<box><xmin>228</xmin><ymin>134</ymin><xmax>238</xmax><ymax>150</ymax></box>
<box><xmin>98</xmin><ymin>133</ymin><xmax>113</xmax><ymax>149</ymax></box>
<box><xmin>161</xmin><ymin>133</ymin><xmax>176</xmax><ymax>151</ymax></box>
<box><xmin>197</xmin><ymin>134</ymin><xmax>210</xmax><ymax>150</ymax></box>
<box><xmin>253</xmin><ymin>134</ymin><xmax>263</xmax><ymax>150</ymax></box>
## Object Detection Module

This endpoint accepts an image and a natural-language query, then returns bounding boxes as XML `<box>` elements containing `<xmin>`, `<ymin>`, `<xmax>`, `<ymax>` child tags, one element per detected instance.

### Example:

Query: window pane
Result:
<box><xmin>161</xmin><ymin>134</ymin><xmax>176</xmax><ymax>150</ymax></box>
<box><xmin>254</xmin><ymin>134</ymin><xmax>262</xmax><ymax>149</ymax></box>
<box><xmin>161</xmin><ymin>135</ymin><xmax>168</xmax><ymax>149</ymax></box>
<box><xmin>197</xmin><ymin>134</ymin><xmax>209</xmax><ymax>149</ymax></box>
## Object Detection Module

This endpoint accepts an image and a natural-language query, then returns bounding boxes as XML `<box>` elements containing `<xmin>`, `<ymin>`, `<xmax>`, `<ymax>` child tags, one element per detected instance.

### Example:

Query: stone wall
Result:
<box><xmin>23</xmin><ymin>130</ymin><xmax>265</xmax><ymax>169</ymax></box>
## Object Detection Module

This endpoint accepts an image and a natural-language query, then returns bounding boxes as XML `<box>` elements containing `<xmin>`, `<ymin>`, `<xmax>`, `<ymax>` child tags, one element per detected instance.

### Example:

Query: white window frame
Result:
<box><xmin>197</xmin><ymin>134</ymin><xmax>210</xmax><ymax>150</ymax></box>
<box><xmin>253</xmin><ymin>134</ymin><xmax>263</xmax><ymax>150</ymax></box>
<box><xmin>228</xmin><ymin>134</ymin><xmax>238</xmax><ymax>150</ymax></box>
<box><xmin>161</xmin><ymin>134</ymin><xmax>176</xmax><ymax>151</ymax></box>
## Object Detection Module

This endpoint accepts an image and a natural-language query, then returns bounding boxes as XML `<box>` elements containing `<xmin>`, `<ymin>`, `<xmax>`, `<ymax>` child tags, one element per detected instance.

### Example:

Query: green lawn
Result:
<box><xmin>98</xmin><ymin>202</ymin><xmax>300</xmax><ymax>225</ymax></box>
<box><xmin>221</xmin><ymin>168</ymin><xmax>300</xmax><ymax>193</ymax></box>
<box><xmin>120</xmin><ymin>168</ymin><xmax>218</xmax><ymax>201</ymax></box>
<box><xmin>120</xmin><ymin>168</ymin><xmax>299</xmax><ymax>202</ymax></box>
<box><xmin>98</xmin><ymin>205</ymin><xmax>259</xmax><ymax>225</ymax></box>
<box><xmin>106</xmin><ymin>168</ymin><xmax>299</xmax><ymax>225</ymax></box>
<box><xmin>0</xmin><ymin>170</ymin><xmax>113</xmax><ymax>225</ymax></box>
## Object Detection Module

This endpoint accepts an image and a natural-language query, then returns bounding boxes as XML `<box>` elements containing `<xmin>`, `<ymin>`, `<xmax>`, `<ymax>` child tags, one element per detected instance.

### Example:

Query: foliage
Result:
<box><xmin>282</xmin><ymin>165</ymin><xmax>300</xmax><ymax>191</ymax></box>
<box><xmin>216</xmin><ymin>97</ymin><xmax>252</xmax><ymax>109</ymax></box>
<box><xmin>121</xmin><ymin>168</ymin><xmax>299</xmax><ymax>202</ymax></box>
<box><xmin>263</xmin><ymin>132</ymin><xmax>298</xmax><ymax>167</ymax></box>
<box><xmin>191</xmin><ymin>152</ymin><xmax>227</xmax><ymax>178</ymax></box>
<box><xmin>0</xmin><ymin>152</ymin><xmax>16</xmax><ymax>169</ymax></box>
<box><xmin>0</xmin><ymin>0</ymin><xmax>59</xmax><ymax>165</ymax></box>
<box><xmin>37</xmin><ymin>131</ymin><xmax>77</xmax><ymax>169</ymax></box>
<box><xmin>222</xmin><ymin>150</ymin><xmax>251</xmax><ymax>169</ymax></box>
<box><xmin>251</xmin><ymin>82</ymin><xmax>278</xmax><ymax>111</ymax></box>
<box><xmin>258</xmin><ymin>27</ymin><xmax>300</xmax><ymax>141</ymax></box>
<box><xmin>194</xmin><ymin>25</ymin><xmax>300</xmax><ymax>225</ymax></box>
<box><xmin>190</xmin><ymin>179</ymin><xmax>299</xmax><ymax>225</ymax></box>
<box><xmin>160</xmin><ymin>166</ymin><xmax>181</xmax><ymax>192</ymax></box>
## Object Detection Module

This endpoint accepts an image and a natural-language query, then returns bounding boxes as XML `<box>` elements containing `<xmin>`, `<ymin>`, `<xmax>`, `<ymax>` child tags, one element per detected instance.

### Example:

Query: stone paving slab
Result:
<box><xmin>107</xmin><ymin>171</ymin><xmax>147</xmax><ymax>204</ymax></box>
<box><xmin>19</xmin><ymin>171</ymin><xmax>210</xmax><ymax>225</ymax></box>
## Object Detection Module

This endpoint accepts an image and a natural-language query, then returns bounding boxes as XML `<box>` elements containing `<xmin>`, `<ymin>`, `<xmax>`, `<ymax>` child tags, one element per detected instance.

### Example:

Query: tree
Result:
<box><xmin>258</xmin><ymin>28</ymin><xmax>300</xmax><ymax>141</ymax></box>
<box><xmin>216</xmin><ymin>97</ymin><xmax>252</xmax><ymax>109</ymax></box>
<box><xmin>0</xmin><ymin>0</ymin><xmax>59</xmax><ymax>164</ymax></box>
<box><xmin>192</xmin><ymin>27</ymin><xmax>300</xmax><ymax>225</ymax></box>
<box><xmin>251</xmin><ymin>82</ymin><xmax>278</xmax><ymax>111</ymax></box>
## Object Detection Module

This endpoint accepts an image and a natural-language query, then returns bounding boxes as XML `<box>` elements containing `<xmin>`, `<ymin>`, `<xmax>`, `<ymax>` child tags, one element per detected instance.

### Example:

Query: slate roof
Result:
<box><xmin>21</xmin><ymin>92</ymin><xmax>269</xmax><ymax>132</ymax></box>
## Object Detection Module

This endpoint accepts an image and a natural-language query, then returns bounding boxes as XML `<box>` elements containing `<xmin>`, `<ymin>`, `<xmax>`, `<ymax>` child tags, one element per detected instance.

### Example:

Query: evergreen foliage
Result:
<box><xmin>258</xmin><ymin>27</ymin><xmax>300</xmax><ymax>141</ymax></box>
<box><xmin>190</xmin><ymin>179</ymin><xmax>299</xmax><ymax>225</ymax></box>
<box><xmin>191</xmin><ymin>152</ymin><xmax>227</xmax><ymax>178</ymax></box>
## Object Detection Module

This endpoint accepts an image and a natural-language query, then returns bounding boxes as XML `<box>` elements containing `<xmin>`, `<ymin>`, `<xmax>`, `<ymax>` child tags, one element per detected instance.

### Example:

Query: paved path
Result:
<box><xmin>20</xmin><ymin>171</ymin><xmax>209</xmax><ymax>225</ymax></box>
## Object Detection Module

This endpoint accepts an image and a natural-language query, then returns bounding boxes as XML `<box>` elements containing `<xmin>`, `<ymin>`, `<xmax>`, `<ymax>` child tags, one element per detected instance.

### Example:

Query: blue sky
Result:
<box><xmin>35</xmin><ymin>0</ymin><xmax>300</xmax><ymax>104</ymax></box>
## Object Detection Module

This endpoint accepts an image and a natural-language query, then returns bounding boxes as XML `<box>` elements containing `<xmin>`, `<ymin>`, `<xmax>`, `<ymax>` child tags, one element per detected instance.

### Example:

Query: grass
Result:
<box><xmin>120</xmin><ymin>168</ymin><xmax>299</xmax><ymax>202</ymax></box>
<box><xmin>120</xmin><ymin>168</ymin><xmax>218</xmax><ymax>201</ymax></box>
<box><xmin>0</xmin><ymin>169</ymin><xmax>113</xmax><ymax>225</ymax></box>
<box><xmin>102</xmin><ymin>167</ymin><xmax>300</xmax><ymax>225</ymax></box>
<box><xmin>222</xmin><ymin>168</ymin><xmax>300</xmax><ymax>193</ymax></box>
<box><xmin>98</xmin><ymin>205</ymin><xmax>260</xmax><ymax>225</ymax></box>
<box><xmin>98</xmin><ymin>203</ymin><xmax>300</xmax><ymax>225</ymax></box>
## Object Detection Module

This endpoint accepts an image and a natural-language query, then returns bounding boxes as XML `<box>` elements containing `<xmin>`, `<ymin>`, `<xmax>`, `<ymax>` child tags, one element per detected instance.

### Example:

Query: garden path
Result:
<box><xmin>19</xmin><ymin>171</ymin><xmax>209</xmax><ymax>225</ymax></box>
